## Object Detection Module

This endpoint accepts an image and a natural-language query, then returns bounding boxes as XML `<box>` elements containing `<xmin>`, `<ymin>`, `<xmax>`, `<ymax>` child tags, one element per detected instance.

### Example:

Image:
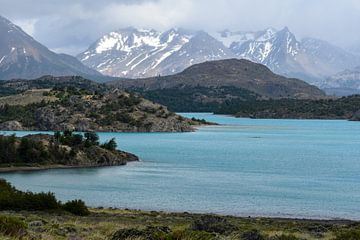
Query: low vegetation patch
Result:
<box><xmin>191</xmin><ymin>215</ymin><xmax>238</xmax><ymax>234</ymax></box>
<box><xmin>0</xmin><ymin>215</ymin><xmax>27</xmax><ymax>237</ymax></box>
<box><xmin>0</xmin><ymin>179</ymin><xmax>89</xmax><ymax>216</ymax></box>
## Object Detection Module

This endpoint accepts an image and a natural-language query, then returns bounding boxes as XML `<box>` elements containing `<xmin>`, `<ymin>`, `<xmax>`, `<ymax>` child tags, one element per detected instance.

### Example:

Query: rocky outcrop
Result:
<box><xmin>0</xmin><ymin>121</ymin><xmax>24</xmax><ymax>131</ymax></box>
<box><xmin>351</xmin><ymin>110</ymin><xmax>360</xmax><ymax>121</ymax></box>
<box><xmin>0</xmin><ymin>87</ymin><xmax>197</xmax><ymax>132</ymax></box>
<box><xmin>73</xmin><ymin>146</ymin><xmax>139</xmax><ymax>167</ymax></box>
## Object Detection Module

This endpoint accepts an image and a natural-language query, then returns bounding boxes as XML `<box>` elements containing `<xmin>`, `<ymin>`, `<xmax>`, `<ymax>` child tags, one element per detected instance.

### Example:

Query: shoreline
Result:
<box><xmin>90</xmin><ymin>207</ymin><xmax>359</xmax><ymax>222</ymax></box>
<box><xmin>0</xmin><ymin>163</ymin><xmax>135</xmax><ymax>173</ymax></box>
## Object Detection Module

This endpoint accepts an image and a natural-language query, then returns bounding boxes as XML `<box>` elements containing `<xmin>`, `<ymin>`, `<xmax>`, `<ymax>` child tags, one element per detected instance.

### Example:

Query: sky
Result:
<box><xmin>0</xmin><ymin>0</ymin><xmax>359</xmax><ymax>55</ymax></box>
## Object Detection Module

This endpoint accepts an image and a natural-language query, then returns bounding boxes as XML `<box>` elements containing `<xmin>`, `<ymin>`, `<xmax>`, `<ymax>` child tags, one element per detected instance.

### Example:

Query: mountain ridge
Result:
<box><xmin>109</xmin><ymin>58</ymin><xmax>325</xmax><ymax>100</ymax></box>
<box><xmin>77</xmin><ymin>27</ymin><xmax>234</xmax><ymax>78</ymax></box>
<box><xmin>78</xmin><ymin>26</ymin><xmax>360</xmax><ymax>91</ymax></box>
<box><xmin>0</xmin><ymin>15</ymin><xmax>108</xmax><ymax>81</ymax></box>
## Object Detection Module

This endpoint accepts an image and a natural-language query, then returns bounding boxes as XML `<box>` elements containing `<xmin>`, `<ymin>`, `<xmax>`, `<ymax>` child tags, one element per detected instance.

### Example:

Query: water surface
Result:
<box><xmin>1</xmin><ymin>113</ymin><xmax>360</xmax><ymax>219</ymax></box>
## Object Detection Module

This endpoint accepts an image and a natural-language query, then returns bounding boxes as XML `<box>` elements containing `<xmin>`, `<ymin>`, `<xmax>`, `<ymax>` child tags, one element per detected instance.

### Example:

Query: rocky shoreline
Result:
<box><xmin>0</xmin><ymin>162</ymin><xmax>138</xmax><ymax>173</ymax></box>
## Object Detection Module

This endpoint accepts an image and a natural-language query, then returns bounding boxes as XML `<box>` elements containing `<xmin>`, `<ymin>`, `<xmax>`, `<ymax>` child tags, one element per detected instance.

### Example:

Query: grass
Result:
<box><xmin>0</xmin><ymin>89</ymin><xmax>58</xmax><ymax>106</ymax></box>
<box><xmin>0</xmin><ymin>208</ymin><xmax>359</xmax><ymax>240</ymax></box>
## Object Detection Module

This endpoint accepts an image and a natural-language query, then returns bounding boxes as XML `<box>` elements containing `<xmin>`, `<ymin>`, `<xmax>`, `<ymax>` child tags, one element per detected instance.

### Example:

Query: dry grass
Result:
<box><xmin>0</xmin><ymin>208</ymin><xmax>359</xmax><ymax>240</ymax></box>
<box><xmin>0</xmin><ymin>89</ymin><xmax>58</xmax><ymax>106</ymax></box>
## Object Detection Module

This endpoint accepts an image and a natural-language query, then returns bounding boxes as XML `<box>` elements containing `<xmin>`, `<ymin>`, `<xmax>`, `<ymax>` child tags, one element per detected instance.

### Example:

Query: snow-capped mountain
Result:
<box><xmin>0</xmin><ymin>15</ymin><xmax>103</xmax><ymax>80</ymax></box>
<box><xmin>216</xmin><ymin>27</ymin><xmax>360</xmax><ymax>84</ymax></box>
<box><xmin>321</xmin><ymin>66</ymin><xmax>360</xmax><ymax>96</ymax></box>
<box><xmin>78</xmin><ymin>26</ymin><xmax>360</xmax><ymax>86</ymax></box>
<box><xmin>77</xmin><ymin>28</ymin><xmax>234</xmax><ymax>78</ymax></box>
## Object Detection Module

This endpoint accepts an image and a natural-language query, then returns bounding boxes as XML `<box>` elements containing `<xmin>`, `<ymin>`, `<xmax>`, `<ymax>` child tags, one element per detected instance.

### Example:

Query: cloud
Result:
<box><xmin>0</xmin><ymin>0</ymin><xmax>359</xmax><ymax>55</ymax></box>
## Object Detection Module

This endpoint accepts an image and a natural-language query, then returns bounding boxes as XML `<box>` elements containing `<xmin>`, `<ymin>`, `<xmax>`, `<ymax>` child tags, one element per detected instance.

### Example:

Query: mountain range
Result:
<box><xmin>1</xmin><ymin>14</ymin><xmax>360</xmax><ymax>96</ymax></box>
<box><xmin>77</xmin><ymin>27</ymin><xmax>234</xmax><ymax>78</ymax></box>
<box><xmin>0</xmin><ymin>15</ymin><xmax>108</xmax><ymax>81</ymax></box>
<box><xmin>321</xmin><ymin>66</ymin><xmax>360</xmax><ymax>96</ymax></box>
<box><xmin>78</xmin><ymin>26</ymin><xmax>360</xmax><ymax>88</ymax></box>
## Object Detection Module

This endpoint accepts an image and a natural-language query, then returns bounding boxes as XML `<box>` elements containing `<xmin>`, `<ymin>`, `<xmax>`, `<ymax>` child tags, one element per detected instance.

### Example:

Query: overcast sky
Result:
<box><xmin>0</xmin><ymin>0</ymin><xmax>359</xmax><ymax>55</ymax></box>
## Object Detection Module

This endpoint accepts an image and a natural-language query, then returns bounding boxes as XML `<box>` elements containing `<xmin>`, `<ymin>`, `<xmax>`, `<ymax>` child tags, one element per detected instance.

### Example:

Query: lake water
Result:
<box><xmin>1</xmin><ymin>113</ymin><xmax>360</xmax><ymax>220</ymax></box>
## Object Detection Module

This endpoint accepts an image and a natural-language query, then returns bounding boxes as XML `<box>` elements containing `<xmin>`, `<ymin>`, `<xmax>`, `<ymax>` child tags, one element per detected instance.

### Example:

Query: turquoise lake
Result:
<box><xmin>1</xmin><ymin>113</ymin><xmax>360</xmax><ymax>220</ymax></box>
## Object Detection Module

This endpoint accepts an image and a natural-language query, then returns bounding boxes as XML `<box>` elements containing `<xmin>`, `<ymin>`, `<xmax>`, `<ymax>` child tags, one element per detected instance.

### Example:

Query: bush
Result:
<box><xmin>84</xmin><ymin>132</ymin><xmax>99</xmax><ymax>147</ymax></box>
<box><xmin>240</xmin><ymin>230</ymin><xmax>264</xmax><ymax>240</ymax></box>
<box><xmin>101</xmin><ymin>138</ymin><xmax>117</xmax><ymax>151</ymax></box>
<box><xmin>111</xmin><ymin>226</ymin><xmax>215</xmax><ymax>240</ymax></box>
<box><xmin>62</xmin><ymin>199</ymin><xmax>90</xmax><ymax>216</ymax></box>
<box><xmin>0</xmin><ymin>179</ymin><xmax>60</xmax><ymax>211</ymax></box>
<box><xmin>169</xmin><ymin>229</ymin><xmax>215</xmax><ymax>240</ymax></box>
<box><xmin>0</xmin><ymin>215</ymin><xmax>27</xmax><ymax>237</ymax></box>
<box><xmin>334</xmin><ymin>229</ymin><xmax>360</xmax><ymax>240</ymax></box>
<box><xmin>0</xmin><ymin>179</ymin><xmax>89</xmax><ymax>216</ymax></box>
<box><xmin>268</xmin><ymin>234</ymin><xmax>300</xmax><ymax>240</ymax></box>
<box><xmin>191</xmin><ymin>215</ymin><xmax>238</xmax><ymax>234</ymax></box>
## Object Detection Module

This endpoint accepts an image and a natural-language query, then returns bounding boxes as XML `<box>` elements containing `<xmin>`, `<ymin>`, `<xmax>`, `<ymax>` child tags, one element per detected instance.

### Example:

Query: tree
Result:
<box><xmin>54</xmin><ymin>131</ymin><xmax>61</xmax><ymax>141</ymax></box>
<box><xmin>84</xmin><ymin>132</ymin><xmax>99</xmax><ymax>147</ymax></box>
<box><xmin>63</xmin><ymin>130</ymin><xmax>73</xmax><ymax>138</ymax></box>
<box><xmin>71</xmin><ymin>134</ymin><xmax>83</xmax><ymax>146</ymax></box>
<box><xmin>101</xmin><ymin>138</ymin><xmax>117</xmax><ymax>151</ymax></box>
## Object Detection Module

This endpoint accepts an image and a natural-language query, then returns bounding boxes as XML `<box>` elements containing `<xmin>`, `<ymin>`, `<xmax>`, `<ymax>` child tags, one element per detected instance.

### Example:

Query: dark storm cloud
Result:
<box><xmin>0</xmin><ymin>0</ymin><xmax>359</xmax><ymax>55</ymax></box>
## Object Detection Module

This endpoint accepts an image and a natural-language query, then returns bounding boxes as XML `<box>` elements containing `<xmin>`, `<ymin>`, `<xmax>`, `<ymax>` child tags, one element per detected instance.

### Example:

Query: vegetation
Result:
<box><xmin>0</xmin><ymin>82</ymin><xmax>195</xmax><ymax>132</ymax></box>
<box><xmin>62</xmin><ymin>200</ymin><xmax>90</xmax><ymax>216</ymax></box>
<box><xmin>0</xmin><ymin>131</ymin><xmax>115</xmax><ymax>166</ymax></box>
<box><xmin>0</xmin><ymin>102</ymin><xmax>45</xmax><ymax>127</ymax></box>
<box><xmin>0</xmin><ymin>215</ymin><xmax>27</xmax><ymax>237</ymax></box>
<box><xmin>0</xmin><ymin>179</ymin><xmax>89</xmax><ymax>216</ymax></box>
<box><xmin>218</xmin><ymin>95</ymin><xmax>360</xmax><ymax>119</ymax></box>
<box><xmin>1</xmin><ymin>205</ymin><xmax>360</xmax><ymax>239</ymax></box>
<box><xmin>0</xmin><ymin>76</ymin><xmax>108</xmax><ymax>98</ymax></box>
<box><xmin>1</xmin><ymin>182</ymin><xmax>359</xmax><ymax>239</ymax></box>
<box><xmin>137</xmin><ymin>86</ymin><xmax>261</xmax><ymax>113</ymax></box>
<box><xmin>137</xmin><ymin>86</ymin><xmax>360</xmax><ymax>120</ymax></box>
<box><xmin>0</xmin><ymin>131</ymin><xmax>138</xmax><ymax>170</ymax></box>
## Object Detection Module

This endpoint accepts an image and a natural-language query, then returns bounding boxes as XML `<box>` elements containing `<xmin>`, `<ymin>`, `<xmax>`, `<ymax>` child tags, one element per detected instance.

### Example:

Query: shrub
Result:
<box><xmin>0</xmin><ymin>215</ymin><xmax>27</xmax><ymax>237</ymax></box>
<box><xmin>241</xmin><ymin>230</ymin><xmax>264</xmax><ymax>240</ymax></box>
<box><xmin>0</xmin><ymin>179</ymin><xmax>89</xmax><ymax>216</ymax></box>
<box><xmin>111</xmin><ymin>226</ymin><xmax>216</xmax><ymax>240</ymax></box>
<box><xmin>169</xmin><ymin>229</ymin><xmax>215</xmax><ymax>240</ymax></box>
<box><xmin>101</xmin><ymin>138</ymin><xmax>117</xmax><ymax>151</ymax></box>
<box><xmin>191</xmin><ymin>215</ymin><xmax>238</xmax><ymax>234</ymax></box>
<box><xmin>268</xmin><ymin>234</ymin><xmax>300</xmax><ymax>240</ymax></box>
<box><xmin>62</xmin><ymin>199</ymin><xmax>90</xmax><ymax>216</ymax></box>
<box><xmin>334</xmin><ymin>229</ymin><xmax>360</xmax><ymax>240</ymax></box>
<box><xmin>84</xmin><ymin>132</ymin><xmax>99</xmax><ymax>146</ymax></box>
<box><xmin>0</xmin><ymin>179</ymin><xmax>60</xmax><ymax>211</ymax></box>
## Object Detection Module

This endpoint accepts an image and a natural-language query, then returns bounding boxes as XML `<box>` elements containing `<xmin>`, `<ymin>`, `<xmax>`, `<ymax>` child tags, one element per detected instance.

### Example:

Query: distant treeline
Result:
<box><xmin>136</xmin><ymin>86</ymin><xmax>360</xmax><ymax>120</ymax></box>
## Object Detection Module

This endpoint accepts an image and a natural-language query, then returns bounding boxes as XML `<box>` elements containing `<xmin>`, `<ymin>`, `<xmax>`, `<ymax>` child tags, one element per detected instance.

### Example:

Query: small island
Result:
<box><xmin>0</xmin><ymin>131</ymin><xmax>138</xmax><ymax>173</ymax></box>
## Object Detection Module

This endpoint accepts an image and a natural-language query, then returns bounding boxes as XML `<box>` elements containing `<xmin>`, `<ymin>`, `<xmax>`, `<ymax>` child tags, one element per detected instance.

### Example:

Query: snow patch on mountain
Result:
<box><xmin>78</xmin><ymin>28</ymin><xmax>233</xmax><ymax>78</ymax></box>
